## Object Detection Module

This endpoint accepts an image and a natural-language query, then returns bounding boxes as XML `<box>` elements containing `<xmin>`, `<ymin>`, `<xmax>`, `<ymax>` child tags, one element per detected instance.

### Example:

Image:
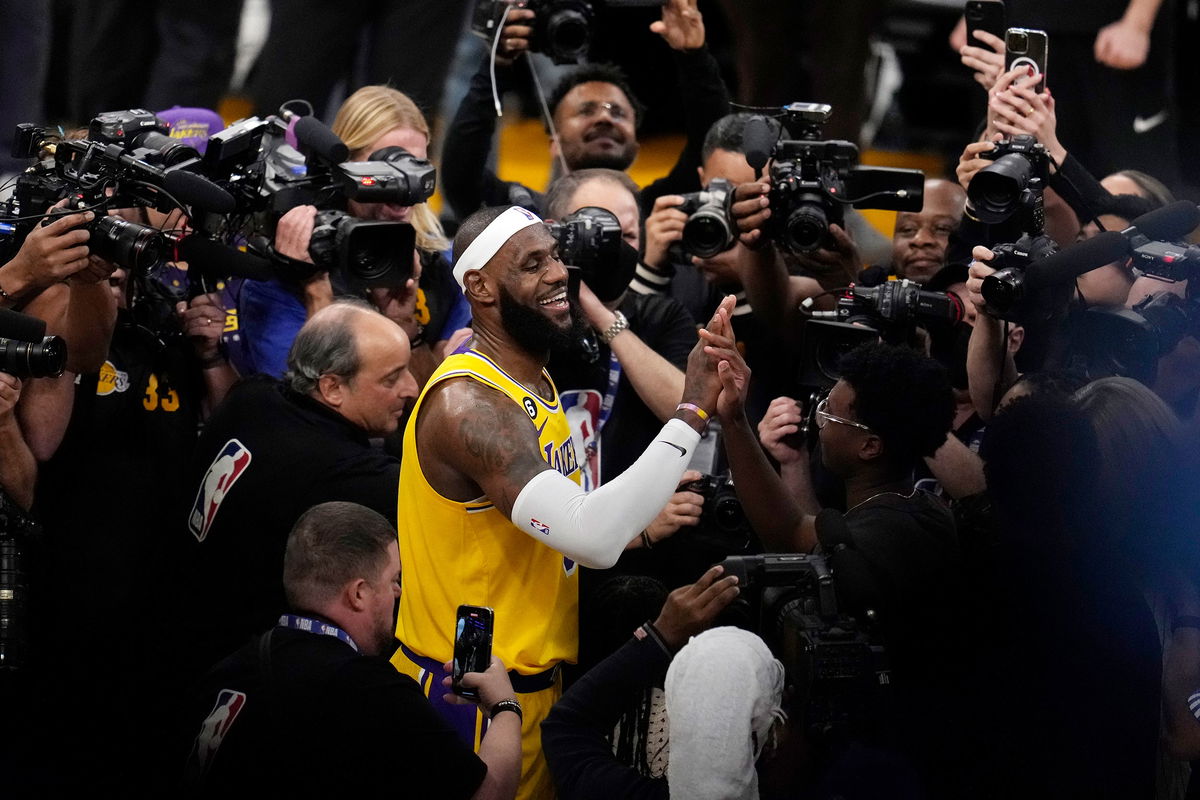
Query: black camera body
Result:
<box><xmin>472</xmin><ymin>0</ymin><xmax>594</xmax><ymax>64</ymax></box>
<box><xmin>548</xmin><ymin>206</ymin><xmax>636</xmax><ymax>302</ymax></box>
<box><xmin>303</xmin><ymin>210</ymin><xmax>418</xmax><ymax>288</ymax></box>
<box><xmin>749</xmin><ymin>103</ymin><xmax>924</xmax><ymax>255</ymax></box>
<box><xmin>676</xmin><ymin>178</ymin><xmax>736</xmax><ymax>259</ymax></box>
<box><xmin>979</xmin><ymin>232</ymin><xmax>1062</xmax><ymax>324</ymax></box>
<box><xmin>89</xmin><ymin>108</ymin><xmax>199</xmax><ymax>168</ymax></box>
<box><xmin>681</xmin><ymin>474</ymin><xmax>754</xmax><ymax>553</ymax></box>
<box><xmin>834</xmin><ymin>280</ymin><xmax>963</xmax><ymax>336</ymax></box>
<box><xmin>1075</xmin><ymin>291</ymin><xmax>1200</xmax><ymax>383</ymax></box>
<box><xmin>968</xmin><ymin>134</ymin><xmax>1049</xmax><ymax>227</ymax></box>
<box><xmin>1129</xmin><ymin>239</ymin><xmax>1200</xmax><ymax>282</ymax></box>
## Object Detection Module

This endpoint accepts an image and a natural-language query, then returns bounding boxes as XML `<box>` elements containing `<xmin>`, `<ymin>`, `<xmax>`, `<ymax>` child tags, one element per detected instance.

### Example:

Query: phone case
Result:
<box><xmin>965</xmin><ymin>0</ymin><xmax>1007</xmax><ymax>47</ymax></box>
<box><xmin>452</xmin><ymin>605</ymin><xmax>494</xmax><ymax>700</ymax></box>
<box><xmin>1005</xmin><ymin>27</ymin><xmax>1049</xmax><ymax>94</ymax></box>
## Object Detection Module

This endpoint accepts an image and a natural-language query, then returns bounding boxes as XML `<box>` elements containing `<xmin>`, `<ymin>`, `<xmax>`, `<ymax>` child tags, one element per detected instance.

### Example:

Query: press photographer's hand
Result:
<box><xmin>495</xmin><ymin>6</ymin><xmax>535</xmax><ymax>65</ymax></box>
<box><xmin>275</xmin><ymin>205</ymin><xmax>317</xmax><ymax>264</ymax></box>
<box><xmin>1</xmin><ymin>202</ymin><xmax>94</xmax><ymax>298</ymax></box>
<box><xmin>730</xmin><ymin>181</ymin><xmax>772</xmax><ymax>249</ymax></box>
<box><xmin>644</xmin><ymin>470</ymin><xmax>705</xmax><ymax>545</ymax></box>
<box><xmin>967</xmin><ymin>245</ymin><xmax>998</xmax><ymax>313</ymax></box>
<box><xmin>758</xmin><ymin>396</ymin><xmax>807</xmax><ymax>465</ymax></box>
<box><xmin>652</xmin><ymin>564</ymin><xmax>740</xmax><ymax>650</ymax></box>
<box><xmin>643</xmin><ymin>194</ymin><xmax>688</xmax><ymax>269</ymax></box>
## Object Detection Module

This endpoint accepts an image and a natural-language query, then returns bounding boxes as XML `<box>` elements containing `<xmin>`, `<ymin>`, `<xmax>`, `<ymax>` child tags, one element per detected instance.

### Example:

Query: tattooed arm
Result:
<box><xmin>415</xmin><ymin>378</ymin><xmax>552</xmax><ymax>518</ymax></box>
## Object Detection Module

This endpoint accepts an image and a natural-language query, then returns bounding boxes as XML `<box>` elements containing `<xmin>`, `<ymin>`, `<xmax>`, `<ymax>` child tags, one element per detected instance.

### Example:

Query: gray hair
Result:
<box><xmin>283</xmin><ymin>298</ymin><xmax>375</xmax><ymax>395</ymax></box>
<box><xmin>544</xmin><ymin>168</ymin><xmax>639</xmax><ymax>220</ymax></box>
<box><xmin>283</xmin><ymin>501</ymin><xmax>397</xmax><ymax>610</ymax></box>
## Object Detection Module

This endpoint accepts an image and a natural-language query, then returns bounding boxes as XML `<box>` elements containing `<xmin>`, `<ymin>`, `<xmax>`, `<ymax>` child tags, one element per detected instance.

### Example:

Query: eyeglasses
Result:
<box><xmin>574</xmin><ymin>101</ymin><xmax>630</xmax><ymax>121</ymax></box>
<box><xmin>815</xmin><ymin>398</ymin><xmax>873</xmax><ymax>433</ymax></box>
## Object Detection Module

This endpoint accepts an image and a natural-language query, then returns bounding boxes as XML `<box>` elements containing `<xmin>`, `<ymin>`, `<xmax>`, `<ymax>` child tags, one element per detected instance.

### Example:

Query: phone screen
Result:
<box><xmin>452</xmin><ymin>605</ymin><xmax>494</xmax><ymax>700</ymax></box>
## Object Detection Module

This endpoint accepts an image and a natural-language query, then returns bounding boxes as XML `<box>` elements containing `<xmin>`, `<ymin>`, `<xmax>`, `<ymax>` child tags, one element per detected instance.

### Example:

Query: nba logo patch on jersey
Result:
<box><xmin>191</xmin><ymin>688</ymin><xmax>247</xmax><ymax>774</ymax></box>
<box><xmin>530</xmin><ymin>518</ymin><xmax>551</xmax><ymax>536</ymax></box>
<box><xmin>188</xmin><ymin>439</ymin><xmax>252</xmax><ymax>542</ymax></box>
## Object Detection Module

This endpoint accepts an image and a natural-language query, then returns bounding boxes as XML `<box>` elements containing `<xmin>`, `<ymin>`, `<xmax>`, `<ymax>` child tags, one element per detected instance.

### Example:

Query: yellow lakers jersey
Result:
<box><xmin>394</xmin><ymin>349</ymin><xmax>582</xmax><ymax>674</ymax></box>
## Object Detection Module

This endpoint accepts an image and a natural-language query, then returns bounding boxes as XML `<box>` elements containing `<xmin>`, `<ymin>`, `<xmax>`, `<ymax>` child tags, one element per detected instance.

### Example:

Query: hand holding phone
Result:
<box><xmin>452</xmin><ymin>605</ymin><xmax>494</xmax><ymax>701</ymax></box>
<box><xmin>1005</xmin><ymin>27</ymin><xmax>1049</xmax><ymax>94</ymax></box>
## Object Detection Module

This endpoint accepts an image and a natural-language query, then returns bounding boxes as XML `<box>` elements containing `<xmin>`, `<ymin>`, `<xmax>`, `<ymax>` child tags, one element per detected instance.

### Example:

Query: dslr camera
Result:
<box><xmin>472</xmin><ymin>0</ymin><xmax>594</xmax><ymax>64</ymax></box>
<box><xmin>680</xmin><ymin>473</ymin><xmax>754</xmax><ymax>554</ymax></box>
<box><xmin>967</xmin><ymin>134</ymin><xmax>1050</xmax><ymax>226</ymax></box>
<box><xmin>745</xmin><ymin>103</ymin><xmax>924</xmax><ymax>254</ymax></box>
<box><xmin>547</xmin><ymin>206</ymin><xmax>636</xmax><ymax>302</ymax></box>
<box><xmin>675</xmin><ymin>178</ymin><xmax>736</xmax><ymax>259</ymax></box>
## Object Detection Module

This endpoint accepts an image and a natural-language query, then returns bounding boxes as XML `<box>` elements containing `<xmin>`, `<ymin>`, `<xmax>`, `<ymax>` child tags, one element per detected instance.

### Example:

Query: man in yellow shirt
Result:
<box><xmin>392</xmin><ymin>205</ymin><xmax>733</xmax><ymax>799</ymax></box>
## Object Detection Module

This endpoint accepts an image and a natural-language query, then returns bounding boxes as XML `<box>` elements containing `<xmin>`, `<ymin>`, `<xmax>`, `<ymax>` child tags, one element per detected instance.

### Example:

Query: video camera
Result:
<box><xmin>471</xmin><ymin>0</ymin><xmax>666</xmax><ymax>65</ymax></box>
<box><xmin>0</xmin><ymin>110</ymin><xmax>233</xmax><ymax>272</ymax></box>
<box><xmin>743</xmin><ymin>103</ymin><xmax>924</xmax><ymax>255</ymax></box>
<box><xmin>548</xmin><ymin>206</ymin><xmax>637</xmax><ymax>302</ymax></box>
<box><xmin>194</xmin><ymin>108</ymin><xmax>436</xmax><ymax>288</ymax></box>
<box><xmin>1074</xmin><ymin>291</ymin><xmax>1200</xmax><ymax>384</ymax></box>
<box><xmin>719</xmin><ymin>553</ymin><xmax>889</xmax><ymax>742</ymax></box>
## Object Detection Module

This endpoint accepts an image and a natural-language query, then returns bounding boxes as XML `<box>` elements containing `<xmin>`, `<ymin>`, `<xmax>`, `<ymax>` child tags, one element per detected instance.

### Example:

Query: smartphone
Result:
<box><xmin>452</xmin><ymin>605</ymin><xmax>494</xmax><ymax>700</ymax></box>
<box><xmin>965</xmin><ymin>0</ymin><xmax>1006</xmax><ymax>48</ymax></box>
<box><xmin>1005</xmin><ymin>27</ymin><xmax>1049</xmax><ymax>93</ymax></box>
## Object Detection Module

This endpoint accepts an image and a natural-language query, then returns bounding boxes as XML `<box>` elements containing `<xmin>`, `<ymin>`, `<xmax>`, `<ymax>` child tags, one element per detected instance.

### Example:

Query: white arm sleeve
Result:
<box><xmin>509</xmin><ymin>418</ymin><xmax>701</xmax><ymax>569</ymax></box>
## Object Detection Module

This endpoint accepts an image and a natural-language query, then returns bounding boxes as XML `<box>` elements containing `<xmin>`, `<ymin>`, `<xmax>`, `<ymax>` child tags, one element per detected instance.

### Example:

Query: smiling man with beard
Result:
<box><xmin>390</xmin><ymin>205</ymin><xmax>733</xmax><ymax>800</ymax></box>
<box><xmin>440</xmin><ymin>0</ymin><xmax>731</xmax><ymax>220</ymax></box>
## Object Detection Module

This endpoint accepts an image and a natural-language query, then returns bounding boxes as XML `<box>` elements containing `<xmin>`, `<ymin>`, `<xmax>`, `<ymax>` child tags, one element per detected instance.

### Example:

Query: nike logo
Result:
<box><xmin>534</xmin><ymin>418</ymin><xmax>548</xmax><ymax>436</ymax></box>
<box><xmin>1133</xmin><ymin>111</ymin><xmax>1168</xmax><ymax>134</ymax></box>
<box><xmin>658</xmin><ymin>441</ymin><xmax>688</xmax><ymax>458</ymax></box>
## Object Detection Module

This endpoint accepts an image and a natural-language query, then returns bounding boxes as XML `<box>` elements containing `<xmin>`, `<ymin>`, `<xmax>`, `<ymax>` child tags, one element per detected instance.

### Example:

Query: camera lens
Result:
<box><xmin>130</xmin><ymin>130</ymin><xmax>200</xmax><ymax>167</ymax></box>
<box><xmin>0</xmin><ymin>335</ymin><xmax>65</xmax><ymax>380</ymax></box>
<box><xmin>88</xmin><ymin>215</ymin><xmax>166</xmax><ymax>274</ymax></box>
<box><xmin>682</xmin><ymin>210</ymin><xmax>733</xmax><ymax>258</ymax></box>
<box><xmin>545</xmin><ymin>7</ymin><xmax>590</xmax><ymax>61</ymax></box>
<box><xmin>968</xmin><ymin>153</ymin><xmax>1033</xmax><ymax>224</ymax></box>
<box><xmin>784</xmin><ymin>200</ymin><xmax>829</xmax><ymax>253</ymax></box>
<box><xmin>1009</xmin><ymin>32</ymin><xmax>1028</xmax><ymax>52</ymax></box>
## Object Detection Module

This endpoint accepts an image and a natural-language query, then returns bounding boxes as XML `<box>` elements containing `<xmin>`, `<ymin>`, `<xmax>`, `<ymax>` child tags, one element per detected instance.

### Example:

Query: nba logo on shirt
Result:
<box><xmin>188</xmin><ymin>439</ymin><xmax>253</xmax><ymax>542</ymax></box>
<box><xmin>191</xmin><ymin>689</ymin><xmax>247</xmax><ymax>773</ymax></box>
<box><xmin>530</xmin><ymin>518</ymin><xmax>551</xmax><ymax>537</ymax></box>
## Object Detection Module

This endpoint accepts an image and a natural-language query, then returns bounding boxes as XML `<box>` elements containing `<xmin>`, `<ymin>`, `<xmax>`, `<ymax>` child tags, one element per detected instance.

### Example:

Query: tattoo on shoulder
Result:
<box><xmin>458</xmin><ymin>403</ymin><xmax>546</xmax><ymax>479</ymax></box>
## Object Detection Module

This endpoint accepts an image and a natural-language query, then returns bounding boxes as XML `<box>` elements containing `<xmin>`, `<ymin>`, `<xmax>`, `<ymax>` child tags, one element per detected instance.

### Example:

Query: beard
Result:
<box><xmin>499</xmin><ymin>284</ymin><xmax>586</xmax><ymax>355</ymax></box>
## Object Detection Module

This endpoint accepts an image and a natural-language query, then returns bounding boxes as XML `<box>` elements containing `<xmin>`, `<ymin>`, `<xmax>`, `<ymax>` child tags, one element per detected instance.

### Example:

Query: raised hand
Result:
<box><xmin>650</xmin><ymin>0</ymin><xmax>705</xmax><ymax>51</ymax></box>
<box><xmin>652</xmin><ymin>564</ymin><xmax>740</xmax><ymax>650</ymax></box>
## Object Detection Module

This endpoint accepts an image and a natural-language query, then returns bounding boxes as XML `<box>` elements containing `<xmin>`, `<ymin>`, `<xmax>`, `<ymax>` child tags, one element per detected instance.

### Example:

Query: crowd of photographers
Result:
<box><xmin>1</xmin><ymin>0</ymin><xmax>1199</xmax><ymax>797</ymax></box>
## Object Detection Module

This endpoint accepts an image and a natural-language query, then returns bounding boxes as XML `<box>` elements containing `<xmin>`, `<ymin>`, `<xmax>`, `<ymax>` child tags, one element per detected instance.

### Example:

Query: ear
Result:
<box><xmin>1007</xmin><ymin>324</ymin><xmax>1025</xmax><ymax>354</ymax></box>
<box><xmin>344</xmin><ymin>577</ymin><xmax>370</xmax><ymax>613</ymax></box>
<box><xmin>464</xmin><ymin>270</ymin><xmax>495</xmax><ymax>306</ymax></box>
<box><xmin>858</xmin><ymin>433</ymin><xmax>884</xmax><ymax>463</ymax></box>
<box><xmin>317</xmin><ymin>373</ymin><xmax>345</xmax><ymax>407</ymax></box>
<box><xmin>696</xmin><ymin>165</ymin><xmax>706</xmax><ymax>186</ymax></box>
<box><xmin>549</xmin><ymin>134</ymin><xmax>561</xmax><ymax>160</ymax></box>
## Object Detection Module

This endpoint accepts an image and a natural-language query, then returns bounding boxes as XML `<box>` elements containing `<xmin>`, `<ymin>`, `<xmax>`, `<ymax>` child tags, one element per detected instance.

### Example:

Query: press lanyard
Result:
<box><xmin>277</xmin><ymin>614</ymin><xmax>359</xmax><ymax>653</ymax></box>
<box><xmin>597</xmin><ymin>351</ymin><xmax>621</xmax><ymax>434</ymax></box>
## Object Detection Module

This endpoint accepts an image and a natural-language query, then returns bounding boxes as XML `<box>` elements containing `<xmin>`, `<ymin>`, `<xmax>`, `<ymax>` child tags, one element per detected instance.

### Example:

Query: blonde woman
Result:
<box><xmin>240</xmin><ymin>86</ymin><xmax>468</xmax><ymax>384</ymax></box>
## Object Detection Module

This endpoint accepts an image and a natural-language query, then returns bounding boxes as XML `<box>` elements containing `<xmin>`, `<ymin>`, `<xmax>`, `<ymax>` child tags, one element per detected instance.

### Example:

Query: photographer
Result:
<box><xmin>241</xmin><ymin>85</ymin><xmax>466</xmax><ymax>385</ymax></box>
<box><xmin>440</xmin><ymin>0</ymin><xmax>730</xmax><ymax>220</ymax></box>
<box><xmin>705</xmin><ymin>329</ymin><xmax>967</xmax><ymax>787</ymax></box>
<box><xmin>543</xmin><ymin>168</ymin><xmax>696</xmax><ymax>482</ymax></box>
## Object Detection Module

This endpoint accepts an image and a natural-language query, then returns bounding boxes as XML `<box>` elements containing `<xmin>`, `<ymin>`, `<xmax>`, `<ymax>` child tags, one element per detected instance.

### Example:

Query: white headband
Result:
<box><xmin>452</xmin><ymin>206</ymin><xmax>544</xmax><ymax>289</ymax></box>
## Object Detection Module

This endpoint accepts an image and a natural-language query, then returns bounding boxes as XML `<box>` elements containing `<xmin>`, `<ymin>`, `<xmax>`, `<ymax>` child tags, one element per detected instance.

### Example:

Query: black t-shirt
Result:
<box><xmin>180</xmin><ymin>627</ymin><xmax>486</xmax><ymax>798</ymax></box>
<box><xmin>548</xmin><ymin>292</ymin><xmax>696</xmax><ymax>480</ymax></box>
<box><xmin>170</xmin><ymin>378</ymin><xmax>400</xmax><ymax>674</ymax></box>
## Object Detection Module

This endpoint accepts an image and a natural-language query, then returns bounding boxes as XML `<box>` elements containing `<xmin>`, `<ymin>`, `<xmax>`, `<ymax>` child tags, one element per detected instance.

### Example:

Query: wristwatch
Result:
<box><xmin>489</xmin><ymin>698</ymin><xmax>523</xmax><ymax>721</ymax></box>
<box><xmin>598</xmin><ymin>310</ymin><xmax>629</xmax><ymax>345</ymax></box>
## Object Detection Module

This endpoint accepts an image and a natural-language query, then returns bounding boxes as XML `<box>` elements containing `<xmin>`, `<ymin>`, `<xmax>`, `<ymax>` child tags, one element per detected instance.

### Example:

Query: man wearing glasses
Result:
<box><xmin>707</xmin><ymin>336</ymin><xmax>969</xmax><ymax>789</ymax></box>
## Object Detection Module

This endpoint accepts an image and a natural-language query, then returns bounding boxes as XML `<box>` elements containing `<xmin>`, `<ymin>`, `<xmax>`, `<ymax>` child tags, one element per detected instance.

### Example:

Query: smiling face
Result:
<box><xmin>346</xmin><ymin>126</ymin><xmax>429</xmax><ymax>224</ymax></box>
<box><xmin>891</xmin><ymin>180</ymin><xmax>965</xmax><ymax>284</ymax></box>
<box><xmin>489</xmin><ymin>225</ymin><xmax>577</xmax><ymax>353</ymax></box>
<box><xmin>551</xmin><ymin>82</ymin><xmax>639</xmax><ymax>171</ymax></box>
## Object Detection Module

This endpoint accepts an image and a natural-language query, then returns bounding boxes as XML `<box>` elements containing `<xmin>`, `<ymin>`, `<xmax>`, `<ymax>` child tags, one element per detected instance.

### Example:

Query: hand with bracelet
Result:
<box><xmin>648</xmin><ymin>564</ymin><xmax>740</xmax><ymax>651</ymax></box>
<box><xmin>441</xmin><ymin>653</ymin><xmax>521</xmax><ymax>720</ymax></box>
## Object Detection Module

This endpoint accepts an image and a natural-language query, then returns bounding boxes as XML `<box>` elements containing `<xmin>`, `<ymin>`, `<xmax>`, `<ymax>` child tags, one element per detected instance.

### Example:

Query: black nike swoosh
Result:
<box><xmin>658</xmin><ymin>441</ymin><xmax>688</xmax><ymax>458</ymax></box>
<box><xmin>535</xmin><ymin>418</ymin><xmax>548</xmax><ymax>436</ymax></box>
